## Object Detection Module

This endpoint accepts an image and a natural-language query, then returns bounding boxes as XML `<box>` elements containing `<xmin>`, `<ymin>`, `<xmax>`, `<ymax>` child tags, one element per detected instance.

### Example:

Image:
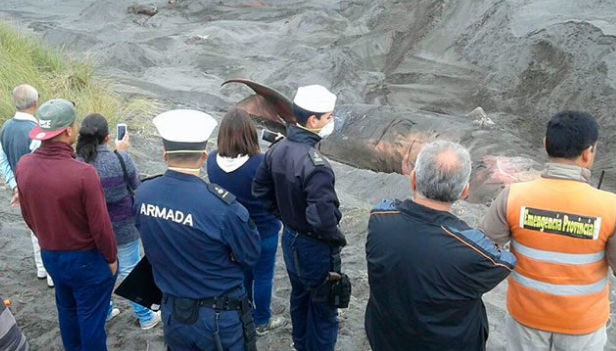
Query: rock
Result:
<box><xmin>127</xmin><ymin>4</ymin><xmax>158</xmax><ymax>16</ymax></box>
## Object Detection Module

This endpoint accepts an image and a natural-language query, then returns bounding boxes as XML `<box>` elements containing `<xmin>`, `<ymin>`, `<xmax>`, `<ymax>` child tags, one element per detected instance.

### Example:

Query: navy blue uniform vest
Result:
<box><xmin>134</xmin><ymin>170</ymin><xmax>261</xmax><ymax>299</ymax></box>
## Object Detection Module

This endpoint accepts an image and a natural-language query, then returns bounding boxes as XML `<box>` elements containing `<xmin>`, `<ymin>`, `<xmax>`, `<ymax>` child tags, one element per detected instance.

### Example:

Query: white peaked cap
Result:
<box><xmin>293</xmin><ymin>85</ymin><xmax>337</xmax><ymax>113</ymax></box>
<box><xmin>153</xmin><ymin>109</ymin><xmax>218</xmax><ymax>143</ymax></box>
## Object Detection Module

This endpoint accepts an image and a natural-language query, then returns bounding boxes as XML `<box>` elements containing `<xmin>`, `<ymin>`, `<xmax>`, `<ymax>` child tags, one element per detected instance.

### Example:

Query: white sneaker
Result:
<box><xmin>256</xmin><ymin>316</ymin><xmax>287</xmax><ymax>336</ymax></box>
<box><xmin>46</xmin><ymin>275</ymin><xmax>54</xmax><ymax>288</ymax></box>
<box><xmin>37</xmin><ymin>270</ymin><xmax>47</xmax><ymax>279</ymax></box>
<box><xmin>140</xmin><ymin>311</ymin><xmax>162</xmax><ymax>330</ymax></box>
<box><xmin>106</xmin><ymin>308</ymin><xmax>120</xmax><ymax>322</ymax></box>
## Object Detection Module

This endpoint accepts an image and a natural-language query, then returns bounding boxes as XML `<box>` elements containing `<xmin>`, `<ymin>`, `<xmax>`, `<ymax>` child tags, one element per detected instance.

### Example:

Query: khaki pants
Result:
<box><xmin>506</xmin><ymin>315</ymin><xmax>607</xmax><ymax>351</ymax></box>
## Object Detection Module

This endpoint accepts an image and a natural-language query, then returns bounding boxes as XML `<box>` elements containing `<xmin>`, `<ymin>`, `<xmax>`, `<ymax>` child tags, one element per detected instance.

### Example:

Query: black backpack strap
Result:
<box><xmin>114</xmin><ymin>150</ymin><xmax>135</xmax><ymax>196</ymax></box>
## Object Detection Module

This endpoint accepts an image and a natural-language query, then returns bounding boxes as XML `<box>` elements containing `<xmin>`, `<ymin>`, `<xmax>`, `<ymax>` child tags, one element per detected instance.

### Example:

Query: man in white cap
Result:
<box><xmin>134</xmin><ymin>109</ymin><xmax>261</xmax><ymax>351</ymax></box>
<box><xmin>253</xmin><ymin>85</ymin><xmax>348</xmax><ymax>351</ymax></box>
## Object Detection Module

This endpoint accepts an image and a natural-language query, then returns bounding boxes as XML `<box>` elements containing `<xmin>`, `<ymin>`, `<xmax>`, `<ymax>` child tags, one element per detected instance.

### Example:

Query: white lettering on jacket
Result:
<box><xmin>140</xmin><ymin>203</ymin><xmax>194</xmax><ymax>227</ymax></box>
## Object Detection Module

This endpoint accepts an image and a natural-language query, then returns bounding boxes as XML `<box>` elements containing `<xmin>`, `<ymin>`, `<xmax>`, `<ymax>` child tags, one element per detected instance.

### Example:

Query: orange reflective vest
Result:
<box><xmin>506</xmin><ymin>177</ymin><xmax>615</xmax><ymax>334</ymax></box>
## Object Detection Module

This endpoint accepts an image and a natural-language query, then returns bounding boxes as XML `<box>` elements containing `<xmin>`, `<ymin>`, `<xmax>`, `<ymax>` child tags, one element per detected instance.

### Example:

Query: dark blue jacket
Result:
<box><xmin>365</xmin><ymin>199</ymin><xmax>516</xmax><ymax>351</ymax></box>
<box><xmin>207</xmin><ymin>152</ymin><xmax>281</xmax><ymax>238</ymax></box>
<box><xmin>135</xmin><ymin>170</ymin><xmax>261</xmax><ymax>299</ymax></box>
<box><xmin>253</xmin><ymin>125</ymin><xmax>343</xmax><ymax>243</ymax></box>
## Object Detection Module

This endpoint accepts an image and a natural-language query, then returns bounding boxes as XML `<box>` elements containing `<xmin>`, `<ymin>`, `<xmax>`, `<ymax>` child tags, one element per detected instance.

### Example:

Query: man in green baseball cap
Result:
<box><xmin>29</xmin><ymin>99</ymin><xmax>77</xmax><ymax>141</ymax></box>
<box><xmin>16</xmin><ymin>98</ymin><xmax>118</xmax><ymax>351</ymax></box>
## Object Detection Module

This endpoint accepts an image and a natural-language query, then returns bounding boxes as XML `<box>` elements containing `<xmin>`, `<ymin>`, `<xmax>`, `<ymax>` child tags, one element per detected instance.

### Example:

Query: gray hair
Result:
<box><xmin>413</xmin><ymin>140</ymin><xmax>472</xmax><ymax>203</ymax></box>
<box><xmin>12</xmin><ymin>85</ymin><xmax>39</xmax><ymax>111</ymax></box>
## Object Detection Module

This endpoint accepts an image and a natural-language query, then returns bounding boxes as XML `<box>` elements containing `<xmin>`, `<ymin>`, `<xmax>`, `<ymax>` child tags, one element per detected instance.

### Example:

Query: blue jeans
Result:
<box><xmin>244</xmin><ymin>232</ymin><xmax>279</xmax><ymax>325</ymax></box>
<box><xmin>110</xmin><ymin>240</ymin><xmax>155</xmax><ymax>324</ymax></box>
<box><xmin>282</xmin><ymin>228</ymin><xmax>339</xmax><ymax>351</ymax></box>
<box><xmin>42</xmin><ymin>249</ymin><xmax>117</xmax><ymax>351</ymax></box>
<box><xmin>161</xmin><ymin>288</ymin><xmax>246</xmax><ymax>351</ymax></box>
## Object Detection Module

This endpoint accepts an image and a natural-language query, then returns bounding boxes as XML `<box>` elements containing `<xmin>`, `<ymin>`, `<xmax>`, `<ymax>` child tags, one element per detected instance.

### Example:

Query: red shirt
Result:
<box><xmin>15</xmin><ymin>142</ymin><xmax>117</xmax><ymax>263</ymax></box>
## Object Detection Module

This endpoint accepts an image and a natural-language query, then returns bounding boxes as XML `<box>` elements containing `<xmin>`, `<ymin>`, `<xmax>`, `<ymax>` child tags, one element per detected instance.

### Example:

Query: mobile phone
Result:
<box><xmin>116</xmin><ymin>123</ymin><xmax>127</xmax><ymax>141</ymax></box>
<box><xmin>261</xmin><ymin>129</ymin><xmax>282</xmax><ymax>143</ymax></box>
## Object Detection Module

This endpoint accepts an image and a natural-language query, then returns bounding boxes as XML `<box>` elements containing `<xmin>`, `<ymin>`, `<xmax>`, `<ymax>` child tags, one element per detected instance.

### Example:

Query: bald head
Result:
<box><xmin>413</xmin><ymin>141</ymin><xmax>472</xmax><ymax>203</ymax></box>
<box><xmin>12</xmin><ymin>85</ymin><xmax>39</xmax><ymax>111</ymax></box>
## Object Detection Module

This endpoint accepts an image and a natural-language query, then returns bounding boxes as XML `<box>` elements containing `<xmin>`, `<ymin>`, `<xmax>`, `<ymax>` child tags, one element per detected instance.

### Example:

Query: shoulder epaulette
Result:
<box><xmin>207</xmin><ymin>183</ymin><xmax>236</xmax><ymax>205</ymax></box>
<box><xmin>371</xmin><ymin>199</ymin><xmax>398</xmax><ymax>213</ymax></box>
<box><xmin>308</xmin><ymin>147</ymin><xmax>327</xmax><ymax>166</ymax></box>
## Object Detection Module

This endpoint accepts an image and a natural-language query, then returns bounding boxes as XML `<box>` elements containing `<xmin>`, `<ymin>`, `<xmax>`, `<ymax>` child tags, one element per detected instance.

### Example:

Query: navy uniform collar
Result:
<box><xmin>287</xmin><ymin>125</ymin><xmax>321</xmax><ymax>147</ymax></box>
<box><xmin>164</xmin><ymin>169</ymin><xmax>204</xmax><ymax>183</ymax></box>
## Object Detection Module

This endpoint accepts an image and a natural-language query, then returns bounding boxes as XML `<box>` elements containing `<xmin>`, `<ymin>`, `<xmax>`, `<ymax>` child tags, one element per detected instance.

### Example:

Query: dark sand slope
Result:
<box><xmin>0</xmin><ymin>1</ymin><xmax>615</xmax><ymax>350</ymax></box>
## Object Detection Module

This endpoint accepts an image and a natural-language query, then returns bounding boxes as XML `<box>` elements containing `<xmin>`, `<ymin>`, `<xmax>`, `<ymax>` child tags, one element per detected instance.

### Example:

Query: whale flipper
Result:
<box><xmin>222</xmin><ymin>79</ymin><xmax>296</xmax><ymax>130</ymax></box>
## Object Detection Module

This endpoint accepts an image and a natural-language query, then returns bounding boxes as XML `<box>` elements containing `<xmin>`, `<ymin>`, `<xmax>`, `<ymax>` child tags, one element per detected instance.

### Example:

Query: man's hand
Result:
<box><xmin>115</xmin><ymin>133</ymin><xmax>130</xmax><ymax>152</ymax></box>
<box><xmin>10</xmin><ymin>188</ymin><xmax>19</xmax><ymax>208</ymax></box>
<box><xmin>328</xmin><ymin>272</ymin><xmax>342</xmax><ymax>281</ymax></box>
<box><xmin>108</xmin><ymin>260</ymin><xmax>118</xmax><ymax>275</ymax></box>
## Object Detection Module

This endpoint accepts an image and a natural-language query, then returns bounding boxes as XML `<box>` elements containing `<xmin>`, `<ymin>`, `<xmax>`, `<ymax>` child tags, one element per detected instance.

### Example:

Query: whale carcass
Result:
<box><xmin>222</xmin><ymin>79</ymin><xmax>543</xmax><ymax>204</ymax></box>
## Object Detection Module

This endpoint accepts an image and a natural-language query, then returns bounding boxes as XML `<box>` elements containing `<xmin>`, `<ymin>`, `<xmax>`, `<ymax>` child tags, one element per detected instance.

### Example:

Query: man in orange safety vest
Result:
<box><xmin>481</xmin><ymin>110</ymin><xmax>615</xmax><ymax>351</ymax></box>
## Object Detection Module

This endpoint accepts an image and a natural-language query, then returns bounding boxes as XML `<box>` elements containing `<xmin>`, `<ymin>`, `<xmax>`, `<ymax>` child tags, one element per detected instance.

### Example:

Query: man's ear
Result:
<box><xmin>581</xmin><ymin>144</ymin><xmax>595</xmax><ymax>164</ymax></box>
<box><xmin>543</xmin><ymin>137</ymin><xmax>547</xmax><ymax>151</ymax></box>
<box><xmin>104</xmin><ymin>135</ymin><xmax>111</xmax><ymax>144</ymax></box>
<box><xmin>410</xmin><ymin>170</ymin><xmax>417</xmax><ymax>193</ymax></box>
<box><xmin>459</xmin><ymin>183</ymin><xmax>470</xmax><ymax>201</ymax></box>
<box><xmin>195</xmin><ymin>151</ymin><xmax>208</xmax><ymax>167</ymax></box>
<box><xmin>305</xmin><ymin>115</ymin><xmax>318</xmax><ymax>129</ymax></box>
<box><xmin>162</xmin><ymin>148</ymin><xmax>168</xmax><ymax>162</ymax></box>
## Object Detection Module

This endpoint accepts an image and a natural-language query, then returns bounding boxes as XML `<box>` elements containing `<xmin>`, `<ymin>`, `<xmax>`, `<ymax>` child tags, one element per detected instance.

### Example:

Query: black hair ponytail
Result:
<box><xmin>76</xmin><ymin>114</ymin><xmax>109</xmax><ymax>163</ymax></box>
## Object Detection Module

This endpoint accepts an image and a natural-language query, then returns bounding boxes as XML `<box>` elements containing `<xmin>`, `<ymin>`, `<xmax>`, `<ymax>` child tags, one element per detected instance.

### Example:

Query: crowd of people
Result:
<box><xmin>0</xmin><ymin>82</ymin><xmax>614</xmax><ymax>351</ymax></box>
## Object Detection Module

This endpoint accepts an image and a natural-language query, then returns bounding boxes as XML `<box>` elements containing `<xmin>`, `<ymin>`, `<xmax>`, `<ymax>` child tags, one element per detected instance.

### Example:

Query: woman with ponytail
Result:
<box><xmin>76</xmin><ymin>114</ymin><xmax>161</xmax><ymax>330</ymax></box>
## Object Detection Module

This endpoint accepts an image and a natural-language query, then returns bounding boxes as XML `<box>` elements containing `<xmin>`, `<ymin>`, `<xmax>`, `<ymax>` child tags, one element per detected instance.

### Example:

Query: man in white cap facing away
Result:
<box><xmin>253</xmin><ymin>85</ymin><xmax>350</xmax><ymax>351</ymax></box>
<box><xmin>134</xmin><ymin>109</ymin><xmax>261</xmax><ymax>351</ymax></box>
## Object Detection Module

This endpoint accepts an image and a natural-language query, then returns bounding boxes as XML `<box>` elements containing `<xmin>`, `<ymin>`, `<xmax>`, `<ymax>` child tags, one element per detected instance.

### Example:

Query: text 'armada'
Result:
<box><xmin>140</xmin><ymin>203</ymin><xmax>194</xmax><ymax>227</ymax></box>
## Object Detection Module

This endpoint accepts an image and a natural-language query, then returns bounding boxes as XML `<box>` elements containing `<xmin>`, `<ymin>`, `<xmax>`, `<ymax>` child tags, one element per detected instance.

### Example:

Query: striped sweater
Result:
<box><xmin>78</xmin><ymin>146</ymin><xmax>140</xmax><ymax>245</ymax></box>
<box><xmin>0</xmin><ymin>300</ymin><xmax>29</xmax><ymax>350</ymax></box>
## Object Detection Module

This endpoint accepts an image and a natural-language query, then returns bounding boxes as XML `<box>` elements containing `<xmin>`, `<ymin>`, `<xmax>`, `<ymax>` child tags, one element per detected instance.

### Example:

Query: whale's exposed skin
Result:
<box><xmin>222</xmin><ymin>79</ymin><xmax>542</xmax><ymax>204</ymax></box>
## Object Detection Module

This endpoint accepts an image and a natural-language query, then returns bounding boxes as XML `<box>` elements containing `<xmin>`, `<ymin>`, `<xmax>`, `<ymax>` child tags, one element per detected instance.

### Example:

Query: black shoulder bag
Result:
<box><xmin>114</xmin><ymin>150</ymin><xmax>135</xmax><ymax>199</ymax></box>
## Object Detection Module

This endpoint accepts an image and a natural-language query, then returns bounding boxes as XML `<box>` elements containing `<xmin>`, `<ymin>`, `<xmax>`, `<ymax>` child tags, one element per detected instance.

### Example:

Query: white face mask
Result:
<box><xmin>318</xmin><ymin>120</ymin><xmax>335</xmax><ymax>138</ymax></box>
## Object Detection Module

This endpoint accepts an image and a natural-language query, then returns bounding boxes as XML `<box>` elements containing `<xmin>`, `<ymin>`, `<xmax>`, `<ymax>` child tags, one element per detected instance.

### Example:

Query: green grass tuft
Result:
<box><xmin>0</xmin><ymin>22</ymin><xmax>149</xmax><ymax>127</ymax></box>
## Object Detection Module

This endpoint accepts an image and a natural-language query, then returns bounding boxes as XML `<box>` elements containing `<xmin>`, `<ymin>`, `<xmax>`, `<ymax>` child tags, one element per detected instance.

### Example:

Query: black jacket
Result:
<box><xmin>365</xmin><ymin>199</ymin><xmax>516</xmax><ymax>351</ymax></box>
<box><xmin>252</xmin><ymin>125</ymin><xmax>343</xmax><ymax>243</ymax></box>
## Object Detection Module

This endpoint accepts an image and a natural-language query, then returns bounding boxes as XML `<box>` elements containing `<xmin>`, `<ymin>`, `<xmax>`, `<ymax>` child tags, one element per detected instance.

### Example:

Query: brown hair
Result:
<box><xmin>217</xmin><ymin>109</ymin><xmax>260</xmax><ymax>157</ymax></box>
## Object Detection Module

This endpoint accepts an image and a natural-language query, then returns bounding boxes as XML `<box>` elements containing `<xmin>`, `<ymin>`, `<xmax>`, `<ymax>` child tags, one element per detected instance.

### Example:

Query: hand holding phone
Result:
<box><xmin>116</xmin><ymin>123</ymin><xmax>127</xmax><ymax>141</ymax></box>
<box><xmin>115</xmin><ymin>123</ymin><xmax>130</xmax><ymax>152</ymax></box>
